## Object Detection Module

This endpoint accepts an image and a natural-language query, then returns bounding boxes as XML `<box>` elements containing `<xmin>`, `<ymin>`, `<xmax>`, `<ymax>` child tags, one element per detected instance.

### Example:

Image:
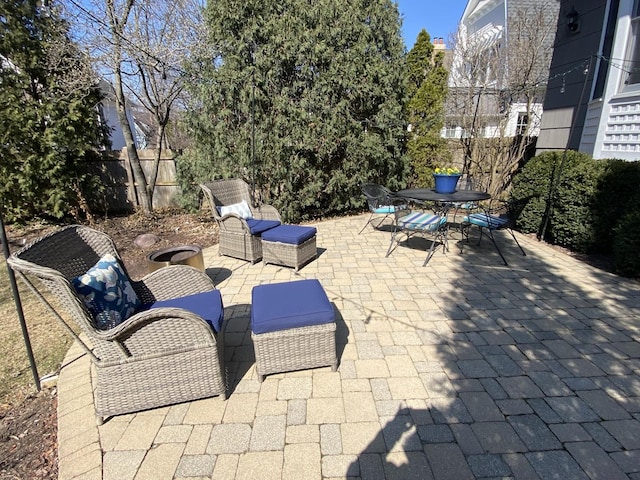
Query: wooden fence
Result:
<box><xmin>87</xmin><ymin>149</ymin><xmax>180</xmax><ymax>212</ymax></box>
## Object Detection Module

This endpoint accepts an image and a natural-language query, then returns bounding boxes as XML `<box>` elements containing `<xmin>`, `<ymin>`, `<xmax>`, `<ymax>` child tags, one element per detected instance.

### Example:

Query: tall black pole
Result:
<box><xmin>252</xmin><ymin>71</ymin><xmax>256</xmax><ymax>200</ymax></box>
<box><xmin>251</xmin><ymin>43</ymin><xmax>257</xmax><ymax>203</ymax></box>
<box><xmin>0</xmin><ymin>209</ymin><xmax>40</xmax><ymax>391</ymax></box>
<box><xmin>538</xmin><ymin>56</ymin><xmax>593</xmax><ymax>242</ymax></box>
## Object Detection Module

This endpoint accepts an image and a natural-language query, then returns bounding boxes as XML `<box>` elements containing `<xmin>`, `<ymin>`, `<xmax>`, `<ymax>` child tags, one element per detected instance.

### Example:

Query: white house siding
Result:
<box><xmin>464</xmin><ymin>0</ymin><xmax>505</xmax><ymax>35</ymax></box>
<box><xmin>600</xmin><ymin>97</ymin><xmax>640</xmax><ymax>159</ymax></box>
<box><xmin>505</xmin><ymin>102</ymin><xmax>543</xmax><ymax>136</ymax></box>
<box><xmin>587</xmin><ymin>0</ymin><xmax>640</xmax><ymax>160</ymax></box>
<box><xmin>579</xmin><ymin>100</ymin><xmax>604</xmax><ymax>155</ymax></box>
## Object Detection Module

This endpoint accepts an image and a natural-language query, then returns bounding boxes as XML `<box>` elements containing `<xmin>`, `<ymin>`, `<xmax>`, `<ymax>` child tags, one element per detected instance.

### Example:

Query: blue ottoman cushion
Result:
<box><xmin>261</xmin><ymin>225</ymin><xmax>317</xmax><ymax>245</ymax></box>
<box><xmin>251</xmin><ymin>279</ymin><xmax>334</xmax><ymax>334</ymax></box>
<box><xmin>143</xmin><ymin>290</ymin><xmax>224</xmax><ymax>333</ymax></box>
<box><xmin>246</xmin><ymin>219</ymin><xmax>281</xmax><ymax>235</ymax></box>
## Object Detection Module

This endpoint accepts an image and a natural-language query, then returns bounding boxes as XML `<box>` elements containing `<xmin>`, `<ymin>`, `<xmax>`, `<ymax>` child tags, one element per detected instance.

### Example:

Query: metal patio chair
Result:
<box><xmin>359</xmin><ymin>183</ymin><xmax>404</xmax><ymax>234</ymax></box>
<box><xmin>460</xmin><ymin>198</ymin><xmax>527</xmax><ymax>266</ymax></box>
<box><xmin>385</xmin><ymin>204</ymin><xmax>449</xmax><ymax>266</ymax></box>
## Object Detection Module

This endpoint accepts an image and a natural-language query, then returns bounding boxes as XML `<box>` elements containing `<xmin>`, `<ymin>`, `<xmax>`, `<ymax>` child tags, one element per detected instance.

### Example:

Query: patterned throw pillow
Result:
<box><xmin>219</xmin><ymin>200</ymin><xmax>253</xmax><ymax>219</ymax></box>
<box><xmin>72</xmin><ymin>254</ymin><xmax>141</xmax><ymax>330</ymax></box>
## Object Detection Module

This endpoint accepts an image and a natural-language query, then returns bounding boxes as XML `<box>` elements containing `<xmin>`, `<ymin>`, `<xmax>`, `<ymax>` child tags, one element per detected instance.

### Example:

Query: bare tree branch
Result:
<box><xmin>447</xmin><ymin>2</ymin><xmax>557</xmax><ymax>198</ymax></box>
<box><xmin>61</xmin><ymin>0</ymin><xmax>210</xmax><ymax>211</ymax></box>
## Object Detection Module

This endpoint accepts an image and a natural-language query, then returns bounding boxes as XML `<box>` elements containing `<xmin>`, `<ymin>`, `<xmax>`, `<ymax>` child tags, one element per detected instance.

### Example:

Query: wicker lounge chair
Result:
<box><xmin>200</xmin><ymin>179</ymin><xmax>282</xmax><ymax>263</ymax></box>
<box><xmin>7</xmin><ymin>225</ymin><xmax>226</xmax><ymax>424</ymax></box>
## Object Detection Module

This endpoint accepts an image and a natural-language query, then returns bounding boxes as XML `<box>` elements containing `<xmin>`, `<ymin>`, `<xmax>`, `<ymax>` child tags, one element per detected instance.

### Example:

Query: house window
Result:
<box><xmin>516</xmin><ymin>112</ymin><xmax>529</xmax><ymax>136</ymax></box>
<box><xmin>443</xmin><ymin>125</ymin><xmax>458</xmax><ymax>138</ymax></box>
<box><xmin>625</xmin><ymin>1</ymin><xmax>640</xmax><ymax>87</ymax></box>
<box><xmin>592</xmin><ymin>0</ymin><xmax>619</xmax><ymax>99</ymax></box>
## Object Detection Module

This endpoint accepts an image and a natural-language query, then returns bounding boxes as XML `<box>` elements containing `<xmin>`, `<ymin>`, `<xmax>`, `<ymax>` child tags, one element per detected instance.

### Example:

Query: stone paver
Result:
<box><xmin>565</xmin><ymin>442</ymin><xmax>629</xmax><ymax>480</ymax></box>
<box><xmin>56</xmin><ymin>215</ymin><xmax>640</xmax><ymax>479</ymax></box>
<box><xmin>249</xmin><ymin>415</ymin><xmax>286</xmax><ymax>451</ymax></box>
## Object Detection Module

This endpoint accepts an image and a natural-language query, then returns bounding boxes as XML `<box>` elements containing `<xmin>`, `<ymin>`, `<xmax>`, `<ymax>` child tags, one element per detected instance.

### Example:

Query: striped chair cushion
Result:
<box><xmin>464</xmin><ymin>213</ymin><xmax>508</xmax><ymax>229</ymax></box>
<box><xmin>398</xmin><ymin>212</ymin><xmax>445</xmax><ymax>232</ymax></box>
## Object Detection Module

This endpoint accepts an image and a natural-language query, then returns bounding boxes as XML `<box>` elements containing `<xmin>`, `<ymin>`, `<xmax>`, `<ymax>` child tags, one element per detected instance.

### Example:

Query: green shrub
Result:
<box><xmin>511</xmin><ymin>150</ymin><xmax>599</xmax><ymax>252</ymax></box>
<box><xmin>612</xmin><ymin>210</ymin><xmax>640</xmax><ymax>277</ymax></box>
<box><xmin>510</xmin><ymin>151</ymin><xmax>557</xmax><ymax>234</ymax></box>
<box><xmin>175</xmin><ymin>149</ymin><xmax>227</xmax><ymax>212</ymax></box>
<box><xmin>591</xmin><ymin>159</ymin><xmax>640</xmax><ymax>252</ymax></box>
<box><xmin>549</xmin><ymin>154</ymin><xmax>604</xmax><ymax>252</ymax></box>
<box><xmin>512</xmin><ymin>152</ymin><xmax>640</xmax><ymax>277</ymax></box>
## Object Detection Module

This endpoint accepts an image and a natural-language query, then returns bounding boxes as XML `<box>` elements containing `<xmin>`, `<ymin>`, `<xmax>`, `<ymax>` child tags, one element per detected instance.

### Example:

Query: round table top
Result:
<box><xmin>394</xmin><ymin>189</ymin><xmax>491</xmax><ymax>203</ymax></box>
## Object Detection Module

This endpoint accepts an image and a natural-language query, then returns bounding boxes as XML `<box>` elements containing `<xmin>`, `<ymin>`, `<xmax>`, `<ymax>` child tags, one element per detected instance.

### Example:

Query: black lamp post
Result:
<box><xmin>0</xmin><ymin>208</ymin><xmax>40</xmax><ymax>391</ymax></box>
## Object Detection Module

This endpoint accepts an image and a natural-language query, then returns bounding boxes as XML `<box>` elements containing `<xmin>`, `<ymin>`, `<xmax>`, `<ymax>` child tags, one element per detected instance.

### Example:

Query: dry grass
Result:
<box><xmin>0</xmin><ymin>260</ymin><xmax>72</xmax><ymax>406</ymax></box>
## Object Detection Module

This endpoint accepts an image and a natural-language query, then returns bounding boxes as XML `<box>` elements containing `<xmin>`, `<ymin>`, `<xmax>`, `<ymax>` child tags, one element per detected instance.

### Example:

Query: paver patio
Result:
<box><xmin>57</xmin><ymin>213</ymin><xmax>640</xmax><ymax>479</ymax></box>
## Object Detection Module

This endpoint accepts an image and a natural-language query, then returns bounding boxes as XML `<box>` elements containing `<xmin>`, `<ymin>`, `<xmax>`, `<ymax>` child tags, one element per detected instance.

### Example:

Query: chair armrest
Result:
<box><xmin>252</xmin><ymin>204</ymin><xmax>281</xmax><ymax>221</ymax></box>
<box><xmin>390</xmin><ymin>200</ymin><xmax>411</xmax><ymax>220</ymax></box>
<box><xmin>97</xmin><ymin>308</ymin><xmax>220</xmax><ymax>359</ymax></box>
<box><xmin>133</xmin><ymin>265</ymin><xmax>216</xmax><ymax>302</ymax></box>
<box><xmin>218</xmin><ymin>215</ymin><xmax>252</xmax><ymax>234</ymax></box>
<box><xmin>476</xmin><ymin>200</ymin><xmax>512</xmax><ymax>222</ymax></box>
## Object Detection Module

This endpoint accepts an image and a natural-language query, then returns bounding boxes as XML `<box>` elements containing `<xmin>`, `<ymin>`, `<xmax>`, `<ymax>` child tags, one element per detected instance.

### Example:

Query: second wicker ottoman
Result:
<box><xmin>261</xmin><ymin>224</ymin><xmax>317</xmax><ymax>271</ymax></box>
<box><xmin>251</xmin><ymin>279</ymin><xmax>337</xmax><ymax>382</ymax></box>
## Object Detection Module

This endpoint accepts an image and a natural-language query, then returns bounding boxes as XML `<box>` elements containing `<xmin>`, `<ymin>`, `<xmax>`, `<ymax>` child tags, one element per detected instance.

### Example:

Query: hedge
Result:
<box><xmin>510</xmin><ymin>151</ymin><xmax>640</xmax><ymax>277</ymax></box>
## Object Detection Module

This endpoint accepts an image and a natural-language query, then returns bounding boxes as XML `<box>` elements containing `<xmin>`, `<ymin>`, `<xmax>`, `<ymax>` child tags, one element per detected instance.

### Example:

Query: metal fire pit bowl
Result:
<box><xmin>147</xmin><ymin>245</ymin><xmax>205</xmax><ymax>273</ymax></box>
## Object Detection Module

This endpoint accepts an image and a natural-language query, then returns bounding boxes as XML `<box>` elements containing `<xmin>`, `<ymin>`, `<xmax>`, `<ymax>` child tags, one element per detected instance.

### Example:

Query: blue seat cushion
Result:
<box><xmin>373</xmin><ymin>205</ymin><xmax>396</xmax><ymax>214</ymax></box>
<box><xmin>251</xmin><ymin>279</ymin><xmax>334</xmax><ymax>334</ymax></box>
<box><xmin>246</xmin><ymin>219</ymin><xmax>281</xmax><ymax>235</ymax></box>
<box><xmin>261</xmin><ymin>225</ymin><xmax>317</xmax><ymax>245</ymax></box>
<box><xmin>464</xmin><ymin>213</ymin><xmax>508</xmax><ymax>230</ymax></box>
<box><xmin>142</xmin><ymin>290</ymin><xmax>224</xmax><ymax>333</ymax></box>
<box><xmin>398</xmin><ymin>212</ymin><xmax>445</xmax><ymax>232</ymax></box>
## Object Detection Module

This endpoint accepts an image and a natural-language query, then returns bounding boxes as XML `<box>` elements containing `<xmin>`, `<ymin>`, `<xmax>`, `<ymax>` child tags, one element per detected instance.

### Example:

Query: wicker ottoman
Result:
<box><xmin>261</xmin><ymin>224</ymin><xmax>317</xmax><ymax>271</ymax></box>
<box><xmin>251</xmin><ymin>279</ymin><xmax>337</xmax><ymax>382</ymax></box>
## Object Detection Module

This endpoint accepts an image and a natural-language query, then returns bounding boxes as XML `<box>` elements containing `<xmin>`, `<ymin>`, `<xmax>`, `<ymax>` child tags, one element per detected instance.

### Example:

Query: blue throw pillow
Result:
<box><xmin>72</xmin><ymin>254</ymin><xmax>141</xmax><ymax>331</ymax></box>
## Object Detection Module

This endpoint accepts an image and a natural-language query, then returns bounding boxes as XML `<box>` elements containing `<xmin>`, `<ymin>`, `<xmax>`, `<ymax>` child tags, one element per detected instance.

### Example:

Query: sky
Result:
<box><xmin>396</xmin><ymin>0</ymin><xmax>469</xmax><ymax>49</ymax></box>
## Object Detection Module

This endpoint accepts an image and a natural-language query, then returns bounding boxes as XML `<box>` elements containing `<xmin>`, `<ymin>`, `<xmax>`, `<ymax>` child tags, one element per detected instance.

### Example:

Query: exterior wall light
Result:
<box><xmin>566</xmin><ymin>7</ymin><xmax>580</xmax><ymax>33</ymax></box>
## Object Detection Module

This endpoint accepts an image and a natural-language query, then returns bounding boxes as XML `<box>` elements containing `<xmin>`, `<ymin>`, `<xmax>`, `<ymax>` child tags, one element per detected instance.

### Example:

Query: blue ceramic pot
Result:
<box><xmin>433</xmin><ymin>174</ymin><xmax>461</xmax><ymax>194</ymax></box>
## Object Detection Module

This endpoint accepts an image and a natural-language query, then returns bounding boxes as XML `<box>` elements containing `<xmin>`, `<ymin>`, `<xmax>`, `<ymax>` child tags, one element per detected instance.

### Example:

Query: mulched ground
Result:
<box><xmin>0</xmin><ymin>390</ymin><xmax>58</xmax><ymax>480</ymax></box>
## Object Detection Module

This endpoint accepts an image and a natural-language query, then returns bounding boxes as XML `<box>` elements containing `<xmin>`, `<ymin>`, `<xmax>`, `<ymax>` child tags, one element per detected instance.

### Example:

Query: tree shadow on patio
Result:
<box><xmin>347</xmin><ymin>405</ymin><xmax>476</xmax><ymax>479</ymax></box>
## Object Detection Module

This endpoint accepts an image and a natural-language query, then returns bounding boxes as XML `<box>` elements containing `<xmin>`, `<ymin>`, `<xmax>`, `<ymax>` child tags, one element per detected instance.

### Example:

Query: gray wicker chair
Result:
<box><xmin>200</xmin><ymin>179</ymin><xmax>281</xmax><ymax>263</ymax></box>
<box><xmin>7</xmin><ymin>225</ymin><xmax>226</xmax><ymax>424</ymax></box>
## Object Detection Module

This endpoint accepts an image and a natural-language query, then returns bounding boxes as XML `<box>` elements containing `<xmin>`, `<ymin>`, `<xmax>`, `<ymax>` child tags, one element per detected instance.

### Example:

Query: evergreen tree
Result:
<box><xmin>0</xmin><ymin>0</ymin><xmax>105</xmax><ymax>222</ymax></box>
<box><xmin>181</xmin><ymin>0</ymin><xmax>408</xmax><ymax>222</ymax></box>
<box><xmin>405</xmin><ymin>29</ymin><xmax>450</xmax><ymax>186</ymax></box>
